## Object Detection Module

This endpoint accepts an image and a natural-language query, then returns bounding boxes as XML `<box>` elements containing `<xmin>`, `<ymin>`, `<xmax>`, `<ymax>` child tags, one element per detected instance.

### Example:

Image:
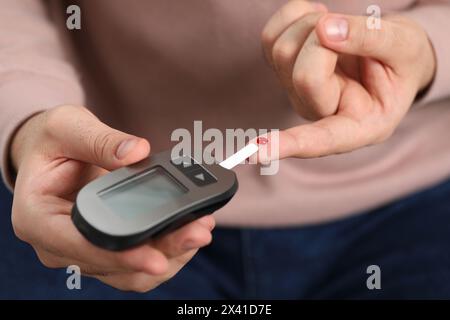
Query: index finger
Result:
<box><xmin>257</xmin><ymin>108</ymin><xmax>389</xmax><ymax>160</ymax></box>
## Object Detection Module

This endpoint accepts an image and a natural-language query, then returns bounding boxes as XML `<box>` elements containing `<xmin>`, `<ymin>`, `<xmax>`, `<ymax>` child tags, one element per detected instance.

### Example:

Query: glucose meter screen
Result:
<box><xmin>99</xmin><ymin>167</ymin><xmax>186</xmax><ymax>218</ymax></box>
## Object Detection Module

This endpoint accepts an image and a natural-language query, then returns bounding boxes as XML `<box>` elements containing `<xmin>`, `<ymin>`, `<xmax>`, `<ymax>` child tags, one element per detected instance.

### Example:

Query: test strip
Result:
<box><xmin>219</xmin><ymin>143</ymin><xmax>259</xmax><ymax>170</ymax></box>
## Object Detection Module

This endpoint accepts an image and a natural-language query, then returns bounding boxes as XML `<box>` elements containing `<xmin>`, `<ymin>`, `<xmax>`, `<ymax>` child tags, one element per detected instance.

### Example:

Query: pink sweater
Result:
<box><xmin>1</xmin><ymin>0</ymin><xmax>450</xmax><ymax>226</ymax></box>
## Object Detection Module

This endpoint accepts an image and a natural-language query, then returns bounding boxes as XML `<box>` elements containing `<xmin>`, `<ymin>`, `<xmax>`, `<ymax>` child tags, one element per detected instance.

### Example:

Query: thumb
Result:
<box><xmin>315</xmin><ymin>13</ymin><xmax>407</xmax><ymax>68</ymax></box>
<box><xmin>48</xmin><ymin>106</ymin><xmax>150</xmax><ymax>170</ymax></box>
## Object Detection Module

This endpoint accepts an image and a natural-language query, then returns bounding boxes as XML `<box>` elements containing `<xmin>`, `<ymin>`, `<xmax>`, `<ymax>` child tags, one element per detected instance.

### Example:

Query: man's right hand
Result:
<box><xmin>9</xmin><ymin>105</ymin><xmax>215</xmax><ymax>292</ymax></box>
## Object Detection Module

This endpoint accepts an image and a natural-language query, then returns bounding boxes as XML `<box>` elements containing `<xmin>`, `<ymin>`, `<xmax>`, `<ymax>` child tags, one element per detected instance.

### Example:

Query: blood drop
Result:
<box><xmin>256</xmin><ymin>137</ymin><xmax>268</xmax><ymax>145</ymax></box>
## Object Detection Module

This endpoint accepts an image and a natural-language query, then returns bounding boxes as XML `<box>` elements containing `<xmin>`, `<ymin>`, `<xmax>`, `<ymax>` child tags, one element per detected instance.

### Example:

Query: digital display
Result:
<box><xmin>98</xmin><ymin>167</ymin><xmax>186</xmax><ymax>219</ymax></box>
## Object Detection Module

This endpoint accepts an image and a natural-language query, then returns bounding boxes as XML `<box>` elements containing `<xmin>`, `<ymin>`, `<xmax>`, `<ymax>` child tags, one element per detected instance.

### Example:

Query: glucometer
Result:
<box><xmin>72</xmin><ymin>143</ymin><xmax>260</xmax><ymax>251</ymax></box>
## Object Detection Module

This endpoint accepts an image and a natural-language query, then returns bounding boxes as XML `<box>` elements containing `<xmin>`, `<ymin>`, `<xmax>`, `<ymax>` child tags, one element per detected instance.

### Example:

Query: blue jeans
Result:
<box><xmin>1</xmin><ymin>177</ymin><xmax>450</xmax><ymax>299</ymax></box>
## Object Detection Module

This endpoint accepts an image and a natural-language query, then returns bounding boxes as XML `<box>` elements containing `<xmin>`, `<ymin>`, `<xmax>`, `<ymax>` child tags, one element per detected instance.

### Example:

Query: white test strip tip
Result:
<box><xmin>219</xmin><ymin>143</ymin><xmax>259</xmax><ymax>170</ymax></box>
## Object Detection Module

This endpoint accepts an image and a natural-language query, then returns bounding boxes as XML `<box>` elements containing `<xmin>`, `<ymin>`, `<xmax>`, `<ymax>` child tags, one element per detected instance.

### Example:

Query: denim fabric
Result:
<box><xmin>1</xmin><ymin>177</ymin><xmax>450</xmax><ymax>299</ymax></box>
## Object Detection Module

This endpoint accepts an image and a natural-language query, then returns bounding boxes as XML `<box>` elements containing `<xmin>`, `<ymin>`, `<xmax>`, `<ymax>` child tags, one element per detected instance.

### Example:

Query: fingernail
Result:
<box><xmin>324</xmin><ymin>17</ymin><xmax>348</xmax><ymax>41</ymax></box>
<box><xmin>116</xmin><ymin>138</ymin><xmax>138</xmax><ymax>159</ymax></box>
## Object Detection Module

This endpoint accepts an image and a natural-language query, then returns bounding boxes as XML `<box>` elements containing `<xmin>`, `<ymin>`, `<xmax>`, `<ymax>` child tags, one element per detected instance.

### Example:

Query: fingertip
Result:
<box><xmin>182</xmin><ymin>227</ymin><xmax>213</xmax><ymax>251</ymax></box>
<box><xmin>202</xmin><ymin>231</ymin><xmax>213</xmax><ymax>247</ymax></box>
<box><xmin>117</xmin><ymin>137</ymin><xmax>150</xmax><ymax>165</ymax></box>
<box><xmin>249</xmin><ymin>132</ymin><xmax>281</xmax><ymax>164</ymax></box>
<box><xmin>143</xmin><ymin>253</ymin><xmax>169</xmax><ymax>275</ymax></box>
<box><xmin>134</xmin><ymin>138</ymin><xmax>151</xmax><ymax>159</ymax></box>
<box><xmin>118</xmin><ymin>245</ymin><xmax>167</xmax><ymax>275</ymax></box>
<box><xmin>197</xmin><ymin>215</ymin><xmax>216</xmax><ymax>231</ymax></box>
<box><xmin>195</xmin><ymin>229</ymin><xmax>213</xmax><ymax>248</ymax></box>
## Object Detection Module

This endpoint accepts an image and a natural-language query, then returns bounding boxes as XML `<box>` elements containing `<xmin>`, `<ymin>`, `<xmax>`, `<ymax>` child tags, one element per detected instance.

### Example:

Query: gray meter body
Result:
<box><xmin>72</xmin><ymin>150</ymin><xmax>238</xmax><ymax>251</ymax></box>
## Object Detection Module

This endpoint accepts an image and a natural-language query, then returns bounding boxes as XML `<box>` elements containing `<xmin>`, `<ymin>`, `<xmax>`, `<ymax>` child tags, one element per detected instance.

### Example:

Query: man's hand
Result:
<box><xmin>258</xmin><ymin>0</ymin><xmax>436</xmax><ymax>161</ymax></box>
<box><xmin>10</xmin><ymin>105</ymin><xmax>215</xmax><ymax>292</ymax></box>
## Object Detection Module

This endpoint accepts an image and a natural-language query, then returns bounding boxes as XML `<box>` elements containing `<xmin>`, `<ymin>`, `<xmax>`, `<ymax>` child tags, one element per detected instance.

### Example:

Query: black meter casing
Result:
<box><xmin>72</xmin><ymin>150</ymin><xmax>238</xmax><ymax>251</ymax></box>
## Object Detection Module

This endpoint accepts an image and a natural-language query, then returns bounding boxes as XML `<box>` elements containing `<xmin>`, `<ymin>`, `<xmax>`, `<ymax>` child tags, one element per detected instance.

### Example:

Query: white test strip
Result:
<box><xmin>219</xmin><ymin>143</ymin><xmax>259</xmax><ymax>170</ymax></box>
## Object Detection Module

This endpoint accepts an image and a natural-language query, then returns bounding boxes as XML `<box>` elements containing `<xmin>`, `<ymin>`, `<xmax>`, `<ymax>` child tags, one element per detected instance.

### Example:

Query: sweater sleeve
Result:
<box><xmin>0</xmin><ymin>0</ymin><xmax>85</xmax><ymax>192</ymax></box>
<box><xmin>401</xmin><ymin>0</ymin><xmax>450</xmax><ymax>106</ymax></box>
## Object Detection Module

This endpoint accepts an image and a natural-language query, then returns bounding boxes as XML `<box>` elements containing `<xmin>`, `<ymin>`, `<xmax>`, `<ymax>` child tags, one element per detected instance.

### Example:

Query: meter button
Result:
<box><xmin>171</xmin><ymin>156</ymin><xmax>201</xmax><ymax>173</ymax></box>
<box><xmin>188</xmin><ymin>168</ymin><xmax>216</xmax><ymax>186</ymax></box>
